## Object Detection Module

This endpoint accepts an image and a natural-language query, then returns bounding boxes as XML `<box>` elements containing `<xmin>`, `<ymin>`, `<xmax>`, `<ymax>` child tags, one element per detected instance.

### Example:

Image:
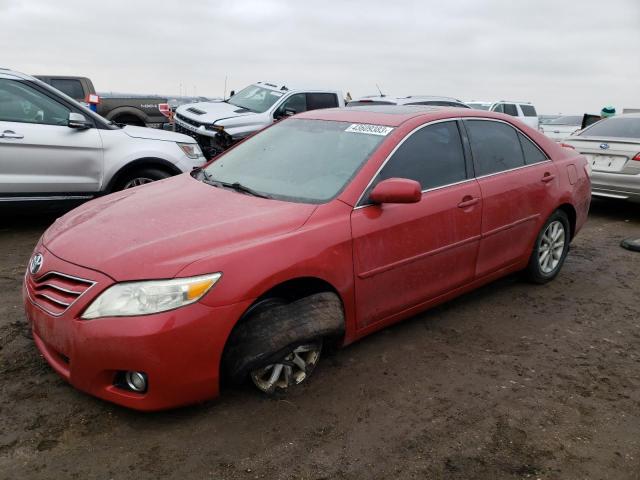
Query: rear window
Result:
<box><xmin>520</xmin><ymin>105</ymin><xmax>537</xmax><ymax>117</ymax></box>
<box><xmin>579</xmin><ymin>117</ymin><xmax>640</xmax><ymax>139</ymax></box>
<box><xmin>468</xmin><ymin>103</ymin><xmax>491</xmax><ymax>111</ymax></box>
<box><xmin>547</xmin><ymin>115</ymin><xmax>582</xmax><ymax>125</ymax></box>
<box><xmin>49</xmin><ymin>79</ymin><xmax>85</xmax><ymax>100</ymax></box>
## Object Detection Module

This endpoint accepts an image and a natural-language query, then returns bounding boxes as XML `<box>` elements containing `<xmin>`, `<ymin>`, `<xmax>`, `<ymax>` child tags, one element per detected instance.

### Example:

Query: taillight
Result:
<box><xmin>158</xmin><ymin>103</ymin><xmax>171</xmax><ymax>118</ymax></box>
<box><xmin>632</xmin><ymin>152</ymin><xmax>640</xmax><ymax>161</ymax></box>
<box><xmin>560</xmin><ymin>143</ymin><xmax>575</xmax><ymax>149</ymax></box>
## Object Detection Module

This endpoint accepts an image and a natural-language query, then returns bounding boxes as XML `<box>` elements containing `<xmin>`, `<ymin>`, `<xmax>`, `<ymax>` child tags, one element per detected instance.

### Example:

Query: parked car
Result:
<box><xmin>347</xmin><ymin>95</ymin><xmax>469</xmax><ymax>108</ymax></box>
<box><xmin>467</xmin><ymin>101</ymin><xmax>539</xmax><ymax>129</ymax></box>
<box><xmin>24</xmin><ymin>106</ymin><xmax>590</xmax><ymax>410</ymax></box>
<box><xmin>35</xmin><ymin>75</ymin><xmax>171</xmax><ymax>129</ymax></box>
<box><xmin>539</xmin><ymin>115</ymin><xmax>582</xmax><ymax>141</ymax></box>
<box><xmin>562</xmin><ymin>114</ymin><xmax>640</xmax><ymax>202</ymax></box>
<box><xmin>173</xmin><ymin>82</ymin><xmax>344</xmax><ymax>158</ymax></box>
<box><xmin>0</xmin><ymin>68</ymin><xmax>206</xmax><ymax>208</ymax></box>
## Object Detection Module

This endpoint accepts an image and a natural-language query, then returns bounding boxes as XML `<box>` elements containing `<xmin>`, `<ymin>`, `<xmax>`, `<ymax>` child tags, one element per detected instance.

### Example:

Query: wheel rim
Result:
<box><xmin>250</xmin><ymin>341</ymin><xmax>322</xmax><ymax>394</ymax></box>
<box><xmin>538</xmin><ymin>220</ymin><xmax>565</xmax><ymax>274</ymax></box>
<box><xmin>123</xmin><ymin>177</ymin><xmax>154</xmax><ymax>189</ymax></box>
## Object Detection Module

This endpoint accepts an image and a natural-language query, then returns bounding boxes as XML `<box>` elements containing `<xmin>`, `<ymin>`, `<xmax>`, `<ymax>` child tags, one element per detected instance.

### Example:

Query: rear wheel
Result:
<box><xmin>525</xmin><ymin>210</ymin><xmax>570</xmax><ymax>284</ymax></box>
<box><xmin>116</xmin><ymin>168</ymin><xmax>171</xmax><ymax>191</ymax></box>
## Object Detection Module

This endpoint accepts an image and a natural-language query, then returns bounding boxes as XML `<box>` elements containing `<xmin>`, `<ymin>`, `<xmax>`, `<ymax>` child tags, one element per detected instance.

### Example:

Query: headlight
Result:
<box><xmin>177</xmin><ymin>142</ymin><xmax>204</xmax><ymax>159</ymax></box>
<box><xmin>81</xmin><ymin>273</ymin><xmax>221</xmax><ymax>319</ymax></box>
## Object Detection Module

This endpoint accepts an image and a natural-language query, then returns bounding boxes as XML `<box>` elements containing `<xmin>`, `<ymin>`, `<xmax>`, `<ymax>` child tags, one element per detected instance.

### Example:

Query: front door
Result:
<box><xmin>0</xmin><ymin>77</ymin><xmax>103</xmax><ymax>196</ymax></box>
<box><xmin>351</xmin><ymin>120</ymin><xmax>482</xmax><ymax>328</ymax></box>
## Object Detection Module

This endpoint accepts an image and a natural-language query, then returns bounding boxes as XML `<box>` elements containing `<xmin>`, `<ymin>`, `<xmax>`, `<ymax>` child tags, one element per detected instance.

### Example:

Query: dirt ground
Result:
<box><xmin>1</xmin><ymin>198</ymin><xmax>639</xmax><ymax>480</ymax></box>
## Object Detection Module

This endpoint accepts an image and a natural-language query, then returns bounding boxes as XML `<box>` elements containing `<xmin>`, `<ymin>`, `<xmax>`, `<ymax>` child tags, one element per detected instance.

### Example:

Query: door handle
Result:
<box><xmin>1</xmin><ymin>130</ymin><xmax>24</xmax><ymax>139</ymax></box>
<box><xmin>457</xmin><ymin>196</ymin><xmax>480</xmax><ymax>208</ymax></box>
<box><xmin>541</xmin><ymin>173</ymin><xmax>555</xmax><ymax>183</ymax></box>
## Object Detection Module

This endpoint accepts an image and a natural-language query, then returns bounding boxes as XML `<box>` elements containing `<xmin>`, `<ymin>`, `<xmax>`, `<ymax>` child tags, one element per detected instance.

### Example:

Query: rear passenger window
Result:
<box><xmin>49</xmin><ymin>79</ymin><xmax>85</xmax><ymax>100</ymax></box>
<box><xmin>465</xmin><ymin>120</ymin><xmax>525</xmax><ymax>176</ymax></box>
<box><xmin>306</xmin><ymin>93</ymin><xmax>338</xmax><ymax>110</ymax></box>
<box><xmin>520</xmin><ymin>105</ymin><xmax>537</xmax><ymax>117</ymax></box>
<box><xmin>492</xmin><ymin>104</ymin><xmax>504</xmax><ymax>113</ymax></box>
<box><xmin>518</xmin><ymin>132</ymin><xmax>547</xmax><ymax>164</ymax></box>
<box><xmin>374</xmin><ymin>121</ymin><xmax>467</xmax><ymax>191</ymax></box>
<box><xmin>503</xmin><ymin>104</ymin><xmax>518</xmax><ymax>116</ymax></box>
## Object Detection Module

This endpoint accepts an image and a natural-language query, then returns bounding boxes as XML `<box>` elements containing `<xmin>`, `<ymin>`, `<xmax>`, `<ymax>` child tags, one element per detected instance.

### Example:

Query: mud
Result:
<box><xmin>1</xmin><ymin>198</ymin><xmax>639</xmax><ymax>479</ymax></box>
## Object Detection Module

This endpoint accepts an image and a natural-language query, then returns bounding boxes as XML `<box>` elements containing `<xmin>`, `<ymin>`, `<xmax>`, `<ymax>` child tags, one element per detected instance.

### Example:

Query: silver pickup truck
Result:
<box><xmin>174</xmin><ymin>81</ymin><xmax>344</xmax><ymax>158</ymax></box>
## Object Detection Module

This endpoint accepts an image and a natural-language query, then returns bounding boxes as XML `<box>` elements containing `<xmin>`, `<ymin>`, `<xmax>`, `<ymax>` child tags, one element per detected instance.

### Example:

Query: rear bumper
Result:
<box><xmin>591</xmin><ymin>171</ymin><xmax>640</xmax><ymax>202</ymax></box>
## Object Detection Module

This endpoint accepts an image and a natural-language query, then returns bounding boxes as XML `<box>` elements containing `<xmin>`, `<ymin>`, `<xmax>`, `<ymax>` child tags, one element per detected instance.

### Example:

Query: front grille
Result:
<box><xmin>176</xmin><ymin>113</ymin><xmax>203</xmax><ymax>128</ymax></box>
<box><xmin>26</xmin><ymin>271</ymin><xmax>95</xmax><ymax>316</ymax></box>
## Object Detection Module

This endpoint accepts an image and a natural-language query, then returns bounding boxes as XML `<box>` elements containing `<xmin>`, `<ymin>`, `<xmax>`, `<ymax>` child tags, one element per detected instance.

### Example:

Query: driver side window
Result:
<box><xmin>0</xmin><ymin>79</ymin><xmax>70</xmax><ymax>126</ymax></box>
<box><xmin>275</xmin><ymin>93</ymin><xmax>307</xmax><ymax>118</ymax></box>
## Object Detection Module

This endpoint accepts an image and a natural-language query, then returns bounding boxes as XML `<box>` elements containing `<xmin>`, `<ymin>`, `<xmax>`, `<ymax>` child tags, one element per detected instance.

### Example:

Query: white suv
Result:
<box><xmin>0</xmin><ymin>68</ymin><xmax>206</xmax><ymax>208</ymax></box>
<box><xmin>467</xmin><ymin>101</ymin><xmax>539</xmax><ymax>129</ymax></box>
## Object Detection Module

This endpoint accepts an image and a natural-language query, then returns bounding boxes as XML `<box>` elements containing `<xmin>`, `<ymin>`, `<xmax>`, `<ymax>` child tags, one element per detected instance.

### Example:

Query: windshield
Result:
<box><xmin>203</xmin><ymin>119</ymin><xmax>390</xmax><ymax>203</ymax></box>
<box><xmin>467</xmin><ymin>103</ymin><xmax>491</xmax><ymax>110</ymax></box>
<box><xmin>547</xmin><ymin>115</ymin><xmax>582</xmax><ymax>125</ymax></box>
<box><xmin>227</xmin><ymin>85</ymin><xmax>284</xmax><ymax>113</ymax></box>
<box><xmin>579</xmin><ymin>116</ymin><xmax>640</xmax><ymax>139</ymax></box>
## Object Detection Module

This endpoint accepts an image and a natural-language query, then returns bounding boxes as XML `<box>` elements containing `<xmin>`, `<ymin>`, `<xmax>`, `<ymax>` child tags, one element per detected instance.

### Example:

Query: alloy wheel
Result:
<box><xmin>250</xmin><ymin>341</ymin><xmax>322</xmax><ymax>394</ymax></box>
<box><xmin>123</xmin><ymin>177</ymin><xmax>154</xmax><ymax>189</ymax></box>
<box><xmin>538</xmin><ymin>220</ymin><xmax>565</xmax><ymax>274</ymax></box>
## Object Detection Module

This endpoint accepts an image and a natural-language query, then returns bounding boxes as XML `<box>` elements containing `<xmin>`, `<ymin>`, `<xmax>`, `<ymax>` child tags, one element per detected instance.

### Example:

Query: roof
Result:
<box><xmin>296</xmin><ymin>105</ymin><xmax>471</xmax><ymax>127</ymax></box>
<box><xmin>350</xmin><ymin>95</ymin><xmax>465</xmax><ymax>104</ymax></box>
<box><xmin>253</xmin><ymin>81</ymin><xmax>340</xmax><ymax>94</ymax></box>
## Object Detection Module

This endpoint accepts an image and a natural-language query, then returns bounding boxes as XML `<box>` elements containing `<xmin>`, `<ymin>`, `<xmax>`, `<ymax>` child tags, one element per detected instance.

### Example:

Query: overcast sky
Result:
<box><xmin>1</xmin><ymin>0</ymin><xmax>638</xmax><ymax>114</ymax></box>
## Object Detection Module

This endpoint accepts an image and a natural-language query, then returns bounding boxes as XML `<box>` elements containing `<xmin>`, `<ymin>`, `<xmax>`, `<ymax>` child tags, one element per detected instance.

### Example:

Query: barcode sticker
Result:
<box><xmin>345</xmin><ymin>124</ymin><xmax>393</xmax><ymax>136</ymax></box>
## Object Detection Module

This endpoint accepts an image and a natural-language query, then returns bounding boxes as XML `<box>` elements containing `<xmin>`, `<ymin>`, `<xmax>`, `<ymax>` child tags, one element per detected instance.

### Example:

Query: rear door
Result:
<box><xmin>306</xmin><ymin>93</ymin><xmax>339</xmax><ymax>111</ymax></box>
<box><xmin>463</xmin><ymin>119</ymin><xmax>557</xmax><ymax>277</ymax></box>
<box><xmin>351</xmin><ymin>120</ymin><xmax>482</xmax><ymax>328</ymax></box>
<box><xmin>0</xmin><ymin>78</ymin><xmax>103</xmax><ymax>197</ymax></box>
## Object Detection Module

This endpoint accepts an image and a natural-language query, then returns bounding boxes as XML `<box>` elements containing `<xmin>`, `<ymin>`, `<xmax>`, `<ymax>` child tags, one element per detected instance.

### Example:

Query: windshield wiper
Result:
<box><xmin>201</xmin><ymin>173</ymin><xmax>271</xmax><ymax>199</ymax></box>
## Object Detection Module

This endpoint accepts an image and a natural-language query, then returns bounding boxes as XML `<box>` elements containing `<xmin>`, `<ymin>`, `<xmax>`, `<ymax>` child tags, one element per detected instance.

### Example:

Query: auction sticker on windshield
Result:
<box><xmin>345</xmin><ymin>124</ymin><xmax>394</xmax><ymax>136</ymax></box>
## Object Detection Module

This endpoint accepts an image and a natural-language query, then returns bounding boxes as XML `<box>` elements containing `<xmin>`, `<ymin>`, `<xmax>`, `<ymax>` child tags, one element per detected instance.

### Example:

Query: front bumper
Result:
<box><xmin>23</xmin><ymin>248</ymin><xmax>251</xmax><ymax>411</ymax></box>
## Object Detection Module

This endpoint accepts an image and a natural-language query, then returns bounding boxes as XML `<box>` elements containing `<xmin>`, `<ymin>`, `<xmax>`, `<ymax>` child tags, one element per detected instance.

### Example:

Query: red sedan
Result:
<box><xmin>23</xmin><ymin>106</ymin><xmax>591</xmax><ymax>410</ymax></box>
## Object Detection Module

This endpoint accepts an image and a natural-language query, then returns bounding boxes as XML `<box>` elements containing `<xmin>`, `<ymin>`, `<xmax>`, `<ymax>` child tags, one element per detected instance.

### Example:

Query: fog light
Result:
<box><xmin>125</xmin><ymin>371</ymin><xmax>147</xmax><ymax>392</ymax></box>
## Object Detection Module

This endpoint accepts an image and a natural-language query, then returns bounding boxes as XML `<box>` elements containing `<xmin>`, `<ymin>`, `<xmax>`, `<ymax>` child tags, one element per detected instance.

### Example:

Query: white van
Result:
<box><xmin>467</xmin><ymin>101</ymin><xmax>539</xmax><ymax>129</ymax></box>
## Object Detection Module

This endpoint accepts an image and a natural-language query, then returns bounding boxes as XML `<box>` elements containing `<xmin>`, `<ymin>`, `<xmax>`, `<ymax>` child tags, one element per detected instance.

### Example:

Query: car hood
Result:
<box><xmin>122</xmin><ymin>125</ymin><xmax>195</xmax><ymax>143</ymax></box>
<box><xmin>43</xmin><ymin>174</ymin><xmax>317</xmax><ymax>281</ymax></box>
<box><xmin>176</xmin><ymin>101</ymin><xmax>256</xmax><ymax>124</ymax></box>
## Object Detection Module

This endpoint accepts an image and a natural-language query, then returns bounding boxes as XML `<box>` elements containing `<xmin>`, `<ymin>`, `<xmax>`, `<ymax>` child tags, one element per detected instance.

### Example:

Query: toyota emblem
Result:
<box><xmin>29</xmin><ymin>253</ymin><xmax>43</xmax><ymax>275</ymax></box>
<box><xmin>599</xmin><ymin>143</ymin><xmax>610</xmax><ymax>150</ymax></box>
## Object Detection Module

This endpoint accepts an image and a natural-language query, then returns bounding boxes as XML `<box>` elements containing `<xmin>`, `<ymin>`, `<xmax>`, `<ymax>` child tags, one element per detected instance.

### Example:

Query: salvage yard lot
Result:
<box><xmin>1</xmin><ymin>198</ymin><xmax>639</xmax><ymax>479</ymax></box>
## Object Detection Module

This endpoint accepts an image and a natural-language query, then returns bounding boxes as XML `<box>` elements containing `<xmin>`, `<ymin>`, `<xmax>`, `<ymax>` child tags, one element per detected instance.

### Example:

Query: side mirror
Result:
<box><xmin>68</xmin><ymin>112</ymin><xmax>92</xmax><ymax>129</ymax></box>
<box><xmin>229</xmin><ymin>90</ymin><xmax>235</xmax><ymax>97</ymax></box>
<box><xmin>369</xmin><ymin>178</ymin><xmax>422</xmax><ymax>204</ymax></box>
<box><xmin>274</xmin><ymin>107</ymin><xmax>297</xmax><ymax>120</ymax></box>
